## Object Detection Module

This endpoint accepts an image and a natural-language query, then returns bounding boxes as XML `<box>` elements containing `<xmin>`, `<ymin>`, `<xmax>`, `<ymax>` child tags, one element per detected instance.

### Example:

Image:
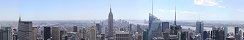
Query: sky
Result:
<box><xmin>0</xmin><ymin>0</ymin><xmax>244</xmax><ymax>21</ymax></box>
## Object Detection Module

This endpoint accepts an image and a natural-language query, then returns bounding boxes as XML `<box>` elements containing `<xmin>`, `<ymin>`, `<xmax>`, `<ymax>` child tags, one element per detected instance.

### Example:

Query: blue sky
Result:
<box><xmin>0</xmin><ymin>0</ymin><xmax>244</xmax><ymax>21</ymax></box>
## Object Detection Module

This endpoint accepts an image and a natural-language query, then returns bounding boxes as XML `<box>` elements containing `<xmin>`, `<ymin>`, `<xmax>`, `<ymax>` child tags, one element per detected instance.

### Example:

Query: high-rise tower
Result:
<box><xmin>196</xmin><ymin>21</ymin><xmax>204</xmax><ymax>40</ymax></box>
<box><xmin>17</xmin><ymin>17</ymin><xmax>33</xmax><ymax>40</ymax></box>
<box><xmin>107</xmin><ymin>4</ymin><xmax>114</xmax><ymax>40</ymax></box>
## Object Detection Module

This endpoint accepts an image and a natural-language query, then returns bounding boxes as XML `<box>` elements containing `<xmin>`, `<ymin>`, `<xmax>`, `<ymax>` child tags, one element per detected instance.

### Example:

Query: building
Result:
<box><xmin>67</xmin><ymin>32</ymin><xmax>78</xmax><ymax>40</ymax></box>
<box><xmin>88</xmin><ymin>27</ymin><xmax>97</xmax><ymax>40</ymax></box>
<box><xmin>128</xmin><ymin>24</ymin><xmax>133</xmax><ymax>40</ymax></box>
<box><xmin>0</xmin><ymin>27</ymin><xmax>12</xmax><ymax>40</ymax></box>
<box><xmin>115</xmin><ymin>31</ymin><xmax>130</xmax><ymax>40</ymax></box>
<box><xmin>196</xmin><ymin>21</ymin><xmax>204</xmax><ymax>40</ymax></box>
<box><xmin>136</xmin><ymin>24</ymin><xmax>143</xmax><ymax>33</ymax></box>
<box><xmin>60</xmin><ymin>30</ymin><xmax>67</xmax><ymax>40</ymax></box>
<box><xmin>203</xmin><ymin>31</ymin><xmax>210</xmax><ymax>40</ymax></box>
<box><xmin>0</xmin><ymin>29</ymin><xmax>3</xmax><ymax>40</ymax></box>
<box><xmin>211</xmin><ymin>27</ymin><xmax>225</xmax><ymax>40</ymax></box>
<box><xmin>235</xmin><ymin>30</ymin><xmax>242</xmax><ymax>40</ymax></box>
<box><xmin>44</xmin><ymin>27</ymin><xmax>51</xmax><ymax>40</ymax></box>
<box><xmin>143</xmin><ymin>30</ymin><xmax>149</xmax><ymax>40</ymax></box>
<box><xmin>181</xmin><ymin>30</ymin><xmax>190</xmax><ymax>40</ymax></box>
<box><xmin>235</xmin><ymin>27</ymin><xmax>239</xmax><ymax>35</ymax></box>
<box><xmin>148</xmin><ymin>13</ymin><xmax>163</xmax><ymax>40</ymax></box>
<box><xmin>73</xmin><ymin>26</ymin><xmax>78</xmax><ymax>32</ymax></box>
<box><xmin>163</xmin><ymin>29</ymin><xmax>171</xmax><ymax>40</ymax></box>
<box><xmin>107</xmin><ymin>5</ymin><xmax>114</xmax><ymax>40</ymax></box>
<box><xmin>52</xmin><ymin>27</ymin><xmax>60</xmax><ymax>40</ymax></box>
<box><xmin>162</xmin><ymin>22</ymin><xmax>169</xmax><ymax>32</ymax></box>
<box><xmin>96</xmin><ymin>23</ymin><xmax>102</xmax><ymax>35</ymax></box>
<box><xmin>13</xmin><ymin>29</ymin><xmax>17</xmax><ymax>40</ymax></box>
<box><xmin>17</xmin><ymin>17</ymin><xmax>33</xmax><ymax>40</ymax></box>
<box><xmin>32</xmin><ymin>27</ymin><xmax>38</xmax><ymax>40</ymax></box>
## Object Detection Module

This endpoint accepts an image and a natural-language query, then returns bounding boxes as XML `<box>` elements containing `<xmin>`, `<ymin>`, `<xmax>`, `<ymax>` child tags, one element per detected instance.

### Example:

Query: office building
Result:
<box><xmin>196</xmin><ymin>21</ymin><xmax>204</xmax><ymax>40</ymax></box>
<box><xmin>13</xmin><ymin>29</ymin><xmax>17</xmax><ymax>40</ymax></box>
<box><xmin>181</xmin><ymin>31</ymin><xmax>189</xmax><ymax>40</ymax></box>
<box><xmin>148</xmin><ymin>13</ymin><xmax>162</xmax><ymax>40</ymax></box>
<box><xmin>88</xmin><ymin>27</ymin><xmax>96</xmax><ymax>40</ymax></box>
<box><xmin>32</xmin><ymin>27</ymin><xmax>38</xmax><ymax>40</ymax></box>
<box><xmin>44</xmin><ymin>27</ymin><xmax>51</xmax><ymax>40</ymax></box>
<box><xmin>162</xmin><ymin>22</ymin><xmax>169</xmax><ymax>32</ymax></box>
<box><xmin>235</xmin><ymin>27</ymin><xmax>239</xmax><ymax>35</ymax></box>
<box><xmin>236</xmin><ymin>30</ymin><xmax>242</xmax><ymax>40</ymax></box>
<box><xmin>0</xmin><ymin>27</ymin><xmax>12</xmax><ymax>40</ymax></box>
<box><xmin>143</xmin><ymin>30</ymin><xmax>149</xmax><ymax>40</ymax></box>
<box><xmin>17</xmin><ymin>17</ymin><xmax>33</xmax><ymax>40</ymax></box>
<box><xmin>107</xmin><ymin>5</ymin><xmax>114</xmax><ymax>40</ymax></box>
<box><xmin>96</xmin><ymin>23</ymin><xmax>102</xmax><ymax>35</ymax></box>
<box><xmin>211</xmin><ymin>27</ymin><xmax>225</xmax><ymax>40</ymax></box>
<box><xmin>203</xmin><ymin>31</ymin><xmax>209</xmax><ymax>40</ymax></box>
<box><xmin>52</xmin><ymin>27</ymin><xmax>60</xmax><ymax>40</ymax></box>
<box><xmin>136</xmin><ymin>24</ymin><xmax>143</xmax><ymax>33</ymax></box>
<box><xmin>115</xmin><ymin>31</ymin><xmax>130</xmax><ymax>40</ymax></box>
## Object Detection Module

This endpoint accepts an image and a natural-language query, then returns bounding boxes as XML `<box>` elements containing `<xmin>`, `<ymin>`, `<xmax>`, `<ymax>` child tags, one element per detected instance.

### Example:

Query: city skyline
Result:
<box><xmin>1</xmin><ymin>0</ymin><xmax>244</xmax><ymax>21</ymax></box>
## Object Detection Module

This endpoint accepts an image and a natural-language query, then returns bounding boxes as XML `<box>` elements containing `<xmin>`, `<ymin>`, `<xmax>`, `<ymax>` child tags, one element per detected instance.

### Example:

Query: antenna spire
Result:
<box><xmin>19</xmin><ymin>16</ymin><xmax>21</xmax><ymax>22</ymax></box>
<box><xmin>19</xmin><ymin>13</ymin><xmax>21</xmax><ymax>22</ymax></box>
<box><xmin>110</xmin><ymin>3</ymin><xmax>112</xmax><ymax>12</ymax></box>
<box><xmin>173</xmin><ymin>0</ymin><xmax>177</xmax><ymax>25</ymax></box>
<box><xmin>109</xmin><ymin>0</ymin><xmax>112</xmax><ymax>12</ymax></box>
<box><xmin>151</xmin><ymin>0</ymin><xmax>154</xmax><ymax>14</ymax></box>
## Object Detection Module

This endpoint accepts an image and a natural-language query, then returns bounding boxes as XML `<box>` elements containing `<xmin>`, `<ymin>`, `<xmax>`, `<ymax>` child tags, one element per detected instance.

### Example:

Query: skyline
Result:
<box><xmin>0</xmin><ymin>0</ymin><xmax>244</xmax><ymax>21</ymax></box>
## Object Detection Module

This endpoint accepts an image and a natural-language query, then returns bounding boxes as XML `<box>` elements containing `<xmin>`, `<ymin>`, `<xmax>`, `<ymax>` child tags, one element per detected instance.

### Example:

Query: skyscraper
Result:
<box><xmin>143</xmin><ymin>30</ymin><xmax>149</xmax><ymax>40</ymax></box>
<box><xmin>162</xmin><ymin>22</ymin><xmax>169</xmax><ymax>32</ymax></box>
<box><xmin>52</xmin><ymin>27</ymin><xmax>60</xmax><ymax>40</ymax></box>
<box><xmin>44</xmin><ymin>26</ymin><xmax>51</xmax><ymax>40</ymax></box>
<box><xmin>0</xmin><ymin>26</ymin><xmax>12</xmax><ymax>40</ymax></box>
<box><xmin>169</xmin><ymin>6</ymin><xmax>182</xmax><ymax>40</ymax></box>
<box><xmin>128</xmin><ymin>24</ymin><xmax>133</xmax><ymax>40</ymax></box>
<box><xmin>211</xmin><ymin>27</ymin><xmax>225</xmax><ymax>40</ymax></box>
<box><xmin>235</xmin><ymin>27</ymin><xmax>239</xmax><ymax>35</ymax></box>
<box><xmin>136</xmin><ymin>24</ymin><xmax>142</xmax><ymax>33</ymax></box>
<box><xmin>107</xmin><ymin>4</ymin><xmax>114</xmax><ymax>40</ymax></box>
<box><xmin>196</xmin><ymin>21</ymin><xmax>204</xmax><ymax>40</ymax></box>
<box><xmin>148</xmin><ymin>13</ymin><xmax>162</xmax><ymax>40</ymax></box>
<box><xmin>88</xmin><ymin>27</ymin><xmax>97</xmax><ymax>40</ymax></box>
<box><xmin>73</xmin><ymin>26</ymin><xmax>78</xmax><ymax>32</ymax></box>
<box><xmin>96</xmin><ymin>23</ymin><xmax>102</xmax><ymax>35</ymax></box>
<box><xmin>32</xmin><ymin>27</ymin><xmax>38</xmax><ymax>40</ymax></box>
<box><xmin>17</xmin><ymin>17</ymin><xmax>33</xmax><ymax>40</ymax></box>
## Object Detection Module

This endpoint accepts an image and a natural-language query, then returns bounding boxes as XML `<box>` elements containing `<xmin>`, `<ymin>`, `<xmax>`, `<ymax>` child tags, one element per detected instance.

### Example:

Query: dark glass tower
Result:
<box><xmin>44</xmin><ymin>27</ymin><xmax>51</xmax><ymax>40</ymax></box>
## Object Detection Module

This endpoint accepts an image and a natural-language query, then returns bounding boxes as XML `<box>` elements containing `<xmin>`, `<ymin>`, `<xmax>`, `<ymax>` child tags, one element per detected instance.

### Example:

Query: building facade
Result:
<box><xmin>17</xmin><ymin>18</ymin><xmax>33</xmax><ymax>40</ymax></box>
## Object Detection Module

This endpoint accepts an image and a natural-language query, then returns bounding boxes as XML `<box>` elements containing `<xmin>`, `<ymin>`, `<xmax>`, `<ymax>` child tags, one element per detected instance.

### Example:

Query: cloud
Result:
<box><xmin>218</xmin><ymin>6</ymin><xmax>226</xmax><ymax>8</ymax></box>
<box><xmin>194</xmin><ymin>0</ymin><xmax>220</xmax><ymax>6</ymax></box>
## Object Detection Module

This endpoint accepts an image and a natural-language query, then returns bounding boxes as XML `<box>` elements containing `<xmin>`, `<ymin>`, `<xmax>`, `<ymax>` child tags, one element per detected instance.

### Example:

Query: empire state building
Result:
<box><xmin>107</xmin><ymin>6</ymin><xmax>114</xmax><ymax>40</ymax></box>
